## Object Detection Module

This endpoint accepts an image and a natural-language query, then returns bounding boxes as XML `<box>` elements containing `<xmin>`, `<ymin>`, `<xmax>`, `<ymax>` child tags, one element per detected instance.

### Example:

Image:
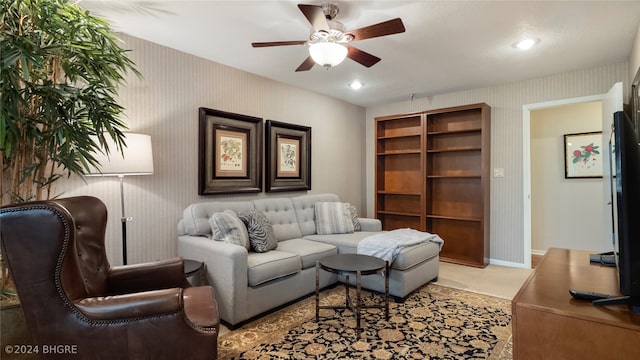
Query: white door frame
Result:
<box><xmin>522</xmin><ymin>94</ymin><xmax>605</xmax><ymax>267</ymax></box>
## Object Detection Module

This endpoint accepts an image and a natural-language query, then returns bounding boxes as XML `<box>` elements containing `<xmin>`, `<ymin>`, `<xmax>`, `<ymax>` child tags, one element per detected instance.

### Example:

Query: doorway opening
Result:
<box><xmin>522</xmin><ymin>94</ymin><xmax>604</xmax><ymax>268</ymax></box>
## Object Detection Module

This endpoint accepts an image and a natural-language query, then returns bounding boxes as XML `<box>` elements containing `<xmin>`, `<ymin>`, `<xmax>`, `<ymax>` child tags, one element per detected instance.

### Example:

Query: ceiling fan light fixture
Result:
<box><xmin>309</xmin><ymin>42</ymin><xmax>348</xmax><ymax>68</ymax></box>
<box><xmin>515</xmin><ymin>38</ymin><xmax>539</xmax><ymax>50</ymax></box>
<box><xmin>348</xmin><ymin>80</ymin><xmax>363</xmax><ymax>90</ymax></box>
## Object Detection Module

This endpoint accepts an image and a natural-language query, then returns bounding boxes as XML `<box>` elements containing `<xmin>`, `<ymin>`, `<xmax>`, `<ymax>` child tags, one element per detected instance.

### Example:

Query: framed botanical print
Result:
<box><xmin>265</xmin><ymin>120</ymin><xmax>311</xmax><ymax>192</ymax></box>
<box><xmin>198</xmin><ymin>107</ymin><xmax>262</xmax><ymax>194</ymax></box>
<box><xmin>564</xmin><ymin>131</ymin><xmax>603</xmax><ymax>178</ymax></box>
<box><xmin>276</xmin><ymin>136</ymin><xmax>300</xmax><ymax>177</ymax></box>
<box><xmin>214</xmin><ymin>128</ymin><xmax>248</xmax><ymax>177</ymax></box>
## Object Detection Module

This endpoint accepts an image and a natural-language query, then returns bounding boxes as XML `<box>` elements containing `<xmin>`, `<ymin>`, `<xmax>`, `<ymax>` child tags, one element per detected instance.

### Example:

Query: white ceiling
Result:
<box><xmin>80</xmin><ymin>0</ymin><xmax>640</xmax><ymax>107</ymax></box>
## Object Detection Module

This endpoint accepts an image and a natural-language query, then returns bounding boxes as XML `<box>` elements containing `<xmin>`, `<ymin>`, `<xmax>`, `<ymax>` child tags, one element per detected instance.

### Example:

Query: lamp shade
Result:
<box><xmin>309</xmin><ymin>42</ymin><xmax>348</xmax><ymax>67</ymax></box>
<box><xmin>86</xmin><ymin>133</ymin><xmax>154</xmax><ymax>176</ymax></box>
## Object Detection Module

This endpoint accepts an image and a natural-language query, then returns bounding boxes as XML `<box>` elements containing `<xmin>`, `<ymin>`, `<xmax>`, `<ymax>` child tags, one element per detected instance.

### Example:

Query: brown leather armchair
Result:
<box><xmin>0</xmin><ymin>196</ymin><xmax>219</xmax><ymax>359</ymax></box>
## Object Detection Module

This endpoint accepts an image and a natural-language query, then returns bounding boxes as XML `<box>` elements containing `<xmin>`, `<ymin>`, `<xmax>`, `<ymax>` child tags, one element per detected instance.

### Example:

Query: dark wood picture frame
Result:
<box><xmin>265</xmin><ymin>120</ymin><xmax>311</xmax><ymax>192</ymax></box>
<box><xmin>563</xmin><ymin>131</ymin><xmax>603</xmax><ymax>179</ymax></box>
<box><xmin>198</xmin><ymin>107</ymin><xmax>262</xmax><ymax>194</ymax></box>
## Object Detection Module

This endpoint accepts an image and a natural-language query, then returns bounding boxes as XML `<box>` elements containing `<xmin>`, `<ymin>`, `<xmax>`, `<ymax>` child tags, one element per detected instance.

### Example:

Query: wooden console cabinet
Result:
<box><xmin>512</xmin><ymin>248</ymin><xmax>640</xmax><ymax>360</ymax></box>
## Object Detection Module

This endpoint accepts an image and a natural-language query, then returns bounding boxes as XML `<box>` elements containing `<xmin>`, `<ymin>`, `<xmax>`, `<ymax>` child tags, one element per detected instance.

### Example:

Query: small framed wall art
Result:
<box><xmin>265</xmin><ymin>120</ymin><xmax>311</xmax><ymax>192</ymax></box>
<box><xmin>198</xmin><ymin>107</ymin><xmax>262</xmax><ymax>194</ymax></box>
<box><xmin>563</xmin><ymin>131</ymin><xmax>603</xmax><ymax>178</ymax></box>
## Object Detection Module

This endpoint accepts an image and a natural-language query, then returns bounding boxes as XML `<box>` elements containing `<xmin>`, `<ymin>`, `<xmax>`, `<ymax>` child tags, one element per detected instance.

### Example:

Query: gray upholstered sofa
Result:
<box><xmin>177</xmin><ymin>193</ymin><xmax>441</xmax><ymax>327</ymax></box>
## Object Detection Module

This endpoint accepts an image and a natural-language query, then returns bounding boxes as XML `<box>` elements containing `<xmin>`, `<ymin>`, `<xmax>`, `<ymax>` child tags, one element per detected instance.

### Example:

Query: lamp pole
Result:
<box><xmin>86</xmin><ymin>132</ymin><xmax>154</xmax><ymax>266</ymax></box>
<box><xmin>118</xmin><ymin>175</ymin><xmax>131</xmax><ymax>265</ymax></box>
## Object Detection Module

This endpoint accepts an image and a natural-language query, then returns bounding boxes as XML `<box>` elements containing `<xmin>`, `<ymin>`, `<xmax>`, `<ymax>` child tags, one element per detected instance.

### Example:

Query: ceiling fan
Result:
<box><xmin>251</xmin><ymin>3</ymin><xmax>406</xmax><ymax>72</ymax></box>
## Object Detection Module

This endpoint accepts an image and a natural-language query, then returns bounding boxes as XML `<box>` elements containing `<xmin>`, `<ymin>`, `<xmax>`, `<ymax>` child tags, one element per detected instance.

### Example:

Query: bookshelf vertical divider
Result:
<box><xmin>375</xmin><ymin>103</ymin><xmax>490</xmax><ymax>267</ymax></box>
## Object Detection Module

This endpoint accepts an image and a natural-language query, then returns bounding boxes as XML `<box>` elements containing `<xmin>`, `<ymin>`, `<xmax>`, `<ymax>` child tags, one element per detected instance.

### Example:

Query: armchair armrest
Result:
<box><xmin>75</xmin><ymin>288</ymin><xmax>182</xmax><ymax>320</ymax></box>
<box><xmin>107</xmin><ymin>257</ymin><xmax>189</xmax><ymax>295</ymax></box>
<box><xmin>358</xmin><ymin>218</ymin><xmax>382</xmax><ymax>232</ymax></box>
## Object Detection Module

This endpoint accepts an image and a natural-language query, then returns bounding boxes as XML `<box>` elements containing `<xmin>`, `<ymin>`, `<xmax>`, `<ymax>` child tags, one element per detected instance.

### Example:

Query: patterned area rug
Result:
<box><xmin>218</xmin><ymin>284</ymin><xmax>513</xmax><ymax>359</ymax></box>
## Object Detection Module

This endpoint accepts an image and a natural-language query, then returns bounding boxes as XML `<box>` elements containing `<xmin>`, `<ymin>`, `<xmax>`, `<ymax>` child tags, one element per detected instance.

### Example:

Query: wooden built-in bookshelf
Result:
<box><xmin>375</xmin><ymin>113</ymin><xmax>426</xmax><ymax>231</ymax></box>
<box><xmin>375</xmin><ymin>103</ymin><xmax>491</xmax><ymax>267</ymax></box>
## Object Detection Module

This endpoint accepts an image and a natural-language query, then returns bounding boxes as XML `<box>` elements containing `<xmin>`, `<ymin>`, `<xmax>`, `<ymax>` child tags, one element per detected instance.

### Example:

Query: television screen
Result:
<box><xmin>610</xmin><ymin>110</ymin><xmax>640</xmax><ymax>305</ymax></box>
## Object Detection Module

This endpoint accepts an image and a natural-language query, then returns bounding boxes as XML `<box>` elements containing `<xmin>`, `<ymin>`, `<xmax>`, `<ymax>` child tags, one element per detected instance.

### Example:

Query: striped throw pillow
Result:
<box><xmin>238</xmin><ymin>210</ymin><xmax>277</xmax><ymax>253</ymax></box>
<box><xmin>208</xmin><ymin>210</ymin><xmax>250</xmax><ymax>250</ymax></box>
<box><xmin>348</xmin><ymin>204</ymin><xmax>361</xmax><ymax>231</ymax></box>
<box><xmin>314</xmin><ymin>202</ymin><xmax>355</xmax><ymax>235</ymax></box>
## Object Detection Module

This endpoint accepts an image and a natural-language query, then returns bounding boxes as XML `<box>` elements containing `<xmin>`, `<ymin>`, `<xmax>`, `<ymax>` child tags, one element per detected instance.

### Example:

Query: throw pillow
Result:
<box><xmin>348</xmin><ymin>204</ymin><xmax>362</xmax><ymax>231</ymax></box>
<box><xmin>237</xmin><ymin>209</ymin><xmax>277</xmax><ymax>253</ymax></box>
<box><xmin>208</xmin><ymin>210</ymin><xmax>250</xmax><ymax>250</ymax></box>
<box><xmin>314</xmin><ymin>202</ymin><xmax>355</xmax><ymax>235</ymax></box>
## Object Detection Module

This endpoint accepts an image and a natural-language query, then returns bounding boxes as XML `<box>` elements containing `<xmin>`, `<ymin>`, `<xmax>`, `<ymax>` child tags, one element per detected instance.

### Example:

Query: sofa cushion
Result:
<box><xmin>314</xmin><ymin>202</ymin><xmax>354</xmax><ymax>235</ymax></box>
<box><xmin>304</xmin><ymin>232</ymin><xmax>440</xmax><ymax>271</ymax></box>
<box><xmin>180</xmin><ymin>201</ymin><xmax>255</xmax><ymax>236</ymax></box>
<box><xmin>391</xmin><ymin>241</ymin><xmax>442</xmax><ymax>271</ymax></box>
<box><xmin>356</xmin><ymin>218</ymin><xmax>382</xmax><ymax>232</ymax></box>
<box><xmin>247</xmin><ymin>250</ymin><xmax>301</xmax><ymax>287</ymax></box>
<box><xmin>208</xmin><ymin>210</ymin><xmax>250</xmax><ymax>249</ymax></box>
<box><xmin>304</xmin><ymin>231</ymin><xmax>377</xmax><ymax>254</ymax></box>
<box><xmin>276</xmin><ymin>238</ymin><xmax>337</xmax><ymax>269</ymax></box>
<box><xmin>253</xmin><ymin>198</ymin><xmax>302</xmax><ymax>241</ymax></box>
<box><xmin>291</xmin><ymin>193</ymin><xmax>340</xmax><ymax>236</ymax></box>
<box><xmin>238</xmin><ymin>210</ymin><xmax>277</xmax><ymax>253</ymax></box>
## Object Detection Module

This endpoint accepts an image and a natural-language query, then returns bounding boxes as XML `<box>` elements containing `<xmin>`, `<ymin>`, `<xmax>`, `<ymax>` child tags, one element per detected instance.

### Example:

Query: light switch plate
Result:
<box><xmin>494</xmin><ymin>168</ymin><xmax>505</xmax><ymax>177</ymax></box>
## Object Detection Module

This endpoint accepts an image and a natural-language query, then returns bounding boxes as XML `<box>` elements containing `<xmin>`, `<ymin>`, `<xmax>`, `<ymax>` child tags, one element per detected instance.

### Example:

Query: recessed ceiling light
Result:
<box><xmin>515</xmin><ymin>38</ymin><xmax>539</xmax><ymax>50</ymax></box>
<box><xmin>348</xmin><ymin>80</ymin><xmax>363</xmax><ymax>90</ymax></box>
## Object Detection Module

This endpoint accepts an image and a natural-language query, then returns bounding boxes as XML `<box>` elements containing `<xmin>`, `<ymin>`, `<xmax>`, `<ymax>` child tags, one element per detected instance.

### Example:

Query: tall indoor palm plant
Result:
<box><xmin>0</xmin><ymin>0</ymin><xmax>140</xmax><ymax>298</ymax></box>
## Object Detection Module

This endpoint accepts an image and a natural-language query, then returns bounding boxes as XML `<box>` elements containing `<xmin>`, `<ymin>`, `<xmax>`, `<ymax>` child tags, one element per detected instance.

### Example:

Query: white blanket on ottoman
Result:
<box><xmin>357</xmin><ymin>228</ymin><xmax>444</xmax><ymax>264</ymax></box>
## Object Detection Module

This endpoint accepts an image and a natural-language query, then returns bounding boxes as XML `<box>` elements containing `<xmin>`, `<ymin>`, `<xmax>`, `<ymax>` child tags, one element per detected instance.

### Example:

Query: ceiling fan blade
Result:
<box><xmin>347</xmin><ymin>46</ymin><xmax>381</xmax><ymax>68</ymax></box>
<box><xmin>298</xmin><ymin>4</ymin><xmax>329</xmax><ymax>32</ymax></box>
<box><xmin>295</xmin><ymin>56</ymin><xmax>315</xmax><ymax>72</ymax></box>
<box><xmin>252</xmin><ymin>40</ymin><xmax>307</xmax><ymax>48</ymax></box>
<box><xmin>348</xmin><ymin>18</ymin><xmax>406</xmax><ymax>41</ymax></box>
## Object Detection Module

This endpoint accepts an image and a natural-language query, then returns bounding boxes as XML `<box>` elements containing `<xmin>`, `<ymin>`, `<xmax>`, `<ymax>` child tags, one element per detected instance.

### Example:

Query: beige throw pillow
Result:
<box><xmin>314</xmin><ymin>202</ymin><xmax>355</xmax><ymax>235</ymax></box>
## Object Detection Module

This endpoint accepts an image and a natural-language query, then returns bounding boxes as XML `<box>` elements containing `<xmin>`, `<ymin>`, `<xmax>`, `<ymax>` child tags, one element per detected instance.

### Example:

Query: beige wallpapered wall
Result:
<box><xmin>57</xmin><ymin>34</ymin><xmax>366</xmax><ymax>265</ymax></box>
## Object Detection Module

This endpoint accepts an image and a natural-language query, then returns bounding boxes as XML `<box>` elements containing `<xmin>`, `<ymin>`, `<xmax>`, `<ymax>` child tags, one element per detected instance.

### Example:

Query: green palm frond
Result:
<box><xmin>1</xmin><ymin>0</ymin><xmax>141</xmax><ymax>204</ymax></box>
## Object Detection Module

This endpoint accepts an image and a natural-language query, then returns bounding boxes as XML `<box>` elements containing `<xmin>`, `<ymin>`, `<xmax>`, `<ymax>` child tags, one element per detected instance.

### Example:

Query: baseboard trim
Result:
<box><xmin>489</xmin><ymin>258</ymin><xmax>530</xmax><ymax>268</ymax></box>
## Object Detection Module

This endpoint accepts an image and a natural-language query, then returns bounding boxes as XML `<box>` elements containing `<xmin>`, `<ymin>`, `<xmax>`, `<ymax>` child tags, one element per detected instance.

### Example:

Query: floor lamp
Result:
<box><xmin>86</xmin><ymin>133</ymin><xmax>154</xmax><ymax>265</ymax></box>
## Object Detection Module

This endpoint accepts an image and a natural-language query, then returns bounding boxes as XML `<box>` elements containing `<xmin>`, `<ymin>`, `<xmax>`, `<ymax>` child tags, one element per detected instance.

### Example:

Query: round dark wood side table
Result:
<box><xmin>315</xmin><ymin>253</ymin><xmax>389</xmax><ymax>339</ymax></box>
<box><xmin>184</xmin><ymin>259</ymin><xmax>206</xmax><ymax>287</ymax></box>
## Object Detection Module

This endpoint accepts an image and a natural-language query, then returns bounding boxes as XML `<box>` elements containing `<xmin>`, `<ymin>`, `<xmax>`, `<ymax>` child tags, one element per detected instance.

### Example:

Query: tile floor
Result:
<box><xmin>434</xmin><ymin>261</ymin><xmax>533</xmax><ymax>300</ymax></box>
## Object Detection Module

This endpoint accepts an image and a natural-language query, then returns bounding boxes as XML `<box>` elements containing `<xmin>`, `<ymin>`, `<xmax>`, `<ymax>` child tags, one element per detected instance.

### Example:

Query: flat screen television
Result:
<box><xmin>597</xmin><ymin>110</ymin><xmax>640</xmax><ymax>311</ymax></box>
